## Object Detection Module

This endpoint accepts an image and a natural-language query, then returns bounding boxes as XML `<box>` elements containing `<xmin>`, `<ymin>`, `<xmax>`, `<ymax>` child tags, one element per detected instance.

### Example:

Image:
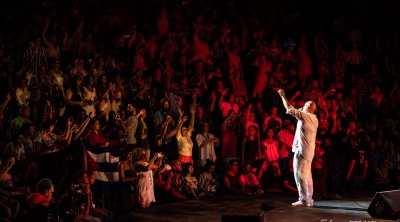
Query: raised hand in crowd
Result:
<box><xmin>0</xmin><ymin>91</ymin><xmax>12</xmax><ymax>124</ymax></box>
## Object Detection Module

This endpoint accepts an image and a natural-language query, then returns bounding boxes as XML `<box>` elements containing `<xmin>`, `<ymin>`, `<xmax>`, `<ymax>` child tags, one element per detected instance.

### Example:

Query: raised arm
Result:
<box><xmin>127</xmin><ymin>30</ymin><xmax>138</xmax><ymax>49</ymax></box>
<box><xmin>66</xmin><ymin>124</ymin><xmax>78</xmax><ymax>145</ymax></box>
<box><xmin>209</xmin><ymin>91</ymin><xmax>216</xmax><ymax>112</ymax></box>
<box><xmin>74</xmin><ymin>111</ymin><xmax>96</xmax><ymax>140</ymax></box>
<box><xmin>147</xmin><ymin>152</ymin><xmax>163</xmax><ymax>171</ymax></box>
<box><xmin>61</xmin><ymin>119</ymin><xmax>72</xmax><ymax>142</ymax></box>
<box><xmin>153</xmin><ymin>154</ymin><xmax>164</xmax><ymax>170</ymax></box>
<box><xmin>175</xmin><ymin>115</ymin><xmax>189</xmax><ymax>139</ymax></box>
<box><xmin>188</xmin><ymin>104</ymin><xmax>196</xmax><ymax>134</ymax></box>
<box><xmin>0</xmin><ymin>92</ymin><xmax>12</xmax><ymax>119</ymax></box>
<box><xmin>288</xmin><ymin>90</ymin><xmax>301</xmax><ymax>105</ymax></box>
<box><xmin>0</xmin><ymin>158</ymin><xmax>15</xmax><ymax>180</ymax></box>
<box><xmin>222</xmin><ymin>112</ymin><xmax>235</xmax><ymax>132</ymax></box>
<box><xmin>277</xmin><ymin>89</ymin><xmax>292</xmax><ymax>110</ymax></box>
<box><xmin>160</xmin><ymin>116</ymin><xmax>173</xmax><ymax>139</ymax></box>
<box><xmin>165</xmin><ymin>107</ymin><xmax>183</xmax><ymax>139</ymax></box>
<box><xmin>220</xmin><ymin>28</ymin><xmax>231</xmax><ymax>53</ymax></box>
<box><xmin>218</xmin><ymin>88</ymin><xmax>228</xmax><ymax>110</ymax></box>
<box><xmin>346</xmin><ymin>159</ymin><xmax>355</xmax><ymax>180</ymax></box>
<box><xmin>42</xmin><ymin>20</ymin><xmax>50</xmax><ymax>46</ymax></box>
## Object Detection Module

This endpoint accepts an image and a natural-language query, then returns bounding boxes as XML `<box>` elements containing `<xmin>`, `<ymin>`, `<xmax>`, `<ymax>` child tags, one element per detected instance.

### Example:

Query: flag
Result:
<box><xmin>82</xmin><ymin>142</ymin><xmax>120</xmax><ymax>188</ymax></box>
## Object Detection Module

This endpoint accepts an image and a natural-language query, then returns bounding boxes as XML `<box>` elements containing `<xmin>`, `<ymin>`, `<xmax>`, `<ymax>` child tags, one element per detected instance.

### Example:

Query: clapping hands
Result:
<box><xmin>155</xmin><ymin>152</ymin><xmax>164</xmax><ymax>159</ymax></box>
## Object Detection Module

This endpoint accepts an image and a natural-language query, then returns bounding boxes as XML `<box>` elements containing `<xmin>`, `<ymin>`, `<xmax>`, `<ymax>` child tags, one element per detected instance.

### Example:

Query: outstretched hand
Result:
<box><xmin>166</xmin><ymin>115</ymin><xmax>173</xmax><ymax>123</ymax></box>
<box><xmin>178</xmin><ymin>106</ymin><xmax>184</xmax><ymax>118</ymax></box>
<box><xmin>181</xmin><ymin>115</ymin><xmax>189</xmax><ymax>123</ymax></box>
<box><xmin>6</xmin><ymin>91</ymin><xmax>12</xmax><ymax>101</ymax></box>
<box><xmin>189</xmin><ymin>104</ymin><xmax>196</xmax><ymax>114</ymax></box>
<box><xmin>277</xmin><ymin>89</ymin><xmax>285</xmax><ymax>97</ymax></box>
<box><xmin>89</xmin><ymin>110</ymin><xmax>96</xmax><ymax>119</ymax></box>
<box><xmin>138</xmin><ymin>109</ymin><xmax>146</xmax><ymax>116</ymax></box>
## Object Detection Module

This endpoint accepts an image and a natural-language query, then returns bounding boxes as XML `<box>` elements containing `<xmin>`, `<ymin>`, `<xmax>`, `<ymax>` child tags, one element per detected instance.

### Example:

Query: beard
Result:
<box><xmin>127</xmin><ymin>110</ymin><xmax>134</xmax><ymax>116</ymax></box>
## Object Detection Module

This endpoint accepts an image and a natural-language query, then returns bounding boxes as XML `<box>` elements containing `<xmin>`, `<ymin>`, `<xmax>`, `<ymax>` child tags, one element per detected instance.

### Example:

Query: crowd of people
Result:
<box><xmin>1</xmin><ymin>0</ymin><xmax>400</xmax><ymax>221</ymax></box>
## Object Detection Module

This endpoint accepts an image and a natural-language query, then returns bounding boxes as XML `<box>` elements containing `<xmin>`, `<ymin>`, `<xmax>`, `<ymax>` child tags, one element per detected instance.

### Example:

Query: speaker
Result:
<box><xmin>368</xmin><ymin>189</ymin><xmax>400</xmax><ymax>220</ymax></box>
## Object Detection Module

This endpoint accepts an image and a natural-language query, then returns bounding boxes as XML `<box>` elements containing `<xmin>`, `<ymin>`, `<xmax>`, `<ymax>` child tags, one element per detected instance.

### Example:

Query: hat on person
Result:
<box><xmin>36</xmin><ymin>178</ymin><xmax>53</xmax><ymax>193</ymax></box>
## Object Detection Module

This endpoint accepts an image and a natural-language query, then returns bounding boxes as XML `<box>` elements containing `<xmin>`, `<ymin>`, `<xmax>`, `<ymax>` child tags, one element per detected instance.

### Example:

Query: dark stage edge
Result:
<box><xmin>115</xmin><ymin>192</ymin><xmax>397</xmax><ymax>222</ymax></box>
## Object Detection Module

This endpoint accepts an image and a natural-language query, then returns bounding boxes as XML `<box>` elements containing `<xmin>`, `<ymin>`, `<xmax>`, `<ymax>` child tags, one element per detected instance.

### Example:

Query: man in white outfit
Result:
<box><xmin>196</xmin><ymin>122</ymin><xmax>219</xmax><ymax>167</ymax></box>
<box><xmin>277</xmin><ymin>89</ymin><xmax>318</xmax><ymax>207</ymax></box>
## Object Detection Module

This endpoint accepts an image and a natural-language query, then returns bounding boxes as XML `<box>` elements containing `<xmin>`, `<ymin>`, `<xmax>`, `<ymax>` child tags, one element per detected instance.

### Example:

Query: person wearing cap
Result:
<box><xmin>277</xmin><ymin>88</ymin><xmax>318</xmax><ymax>207</ymax></box>
<box><xmin>26</xmin><ymin>178</ymin><xmax>54</xmax><ymax>222</ymax></box>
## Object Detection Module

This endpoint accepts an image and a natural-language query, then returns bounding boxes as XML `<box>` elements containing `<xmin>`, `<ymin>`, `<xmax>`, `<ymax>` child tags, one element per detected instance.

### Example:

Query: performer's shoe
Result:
<box><xmin>291</xmin><ymin>201</ymin><xmax>304</xmax><ymax>207</ymax></box>
<box><xmin>291</xmin><ymin>200</ymin><xmax>313</xmax><ymax>207</ymax></box>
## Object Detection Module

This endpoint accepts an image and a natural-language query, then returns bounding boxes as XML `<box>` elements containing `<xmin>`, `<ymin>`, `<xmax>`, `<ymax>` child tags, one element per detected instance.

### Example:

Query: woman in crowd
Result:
<box><xmin>133</xmin><ymin>148</ymin><xmax>164</xmax><ymax>208</ymax></box>
<box><xmin>182</xmin><ymin>162</ymin><xmax>204</xmax><ymax>199</ymax></box>
<box><xmin>65</xmin><ymin>75</ymin><xmax>85</xmax><ymax>119</ymax></box>
<box><xmin>118</xmin><ymin>150</ymin><xmax>136</xmax><ymax>213</ymax></box>
<box><xmin>261</xmin><ymin>128</ymin><xmax>280</xmax><ymax>172</ymax></box>
<box><xmin>34</xmin><ymin>119</ymin><xmax>71</xmax><ymax>154</ymax></box>
<box><xmin>240</xmin><ymin>162</ymin><xmax>264</xmax><ymax>195</ymax></box>
<box><xmin>176</xmin><ymin>104</ymin><xmax>196</xmax><ymax>164</ymax></box>
<box><xmin>198</xmin><ymin>160</ymin><xmax>219</xmax><ymax>197</ymax></box>
<box><xmin>82</xmin><ymin>75</ymin><xmax>97</xmax><ymax>116</ymax></box>
<box><xmin>165</xmin><ymin>160</ymin><xmax>188</xmax><ymax>201</ymax></box>
<box><xmin>241</xmin><ymin>125</ymin><xmax>260</xmax><ymax>167</ymax></box>
<box><xmin>223</xmin><ymin>159</ymin><xmax>242</xmax><ymax>194</ymax></box>
<box><xmin>48</xmin><ymin>59</ymin><xmax>66</xmax><ymax>118</ymax></box>
<box><xmin>137</xmin><ymin>109</ymin><xmax>151</xmax><ymax>161</ymax></box>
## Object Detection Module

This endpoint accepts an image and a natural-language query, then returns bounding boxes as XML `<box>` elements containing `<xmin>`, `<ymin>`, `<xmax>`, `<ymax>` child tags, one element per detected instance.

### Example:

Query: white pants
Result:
<box><xmin>293</xmin><ymin>151</ymin><xmax>314</xmax><ymax>205</ymax></box>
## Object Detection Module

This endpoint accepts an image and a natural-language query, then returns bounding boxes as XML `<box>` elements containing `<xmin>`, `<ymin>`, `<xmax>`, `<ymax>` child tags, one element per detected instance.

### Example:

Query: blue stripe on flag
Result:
<box><xmin>81</xmin><ymin>142</ymin><xmax>121</xmax><ymax>185</ymax></box>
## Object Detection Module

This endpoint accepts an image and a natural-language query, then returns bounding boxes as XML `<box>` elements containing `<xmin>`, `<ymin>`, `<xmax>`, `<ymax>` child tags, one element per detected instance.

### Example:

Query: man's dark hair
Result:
<box><xmin>36</xmin><ymin>178</ymin><xmax>53</xmax><ymax>194</ymax></box>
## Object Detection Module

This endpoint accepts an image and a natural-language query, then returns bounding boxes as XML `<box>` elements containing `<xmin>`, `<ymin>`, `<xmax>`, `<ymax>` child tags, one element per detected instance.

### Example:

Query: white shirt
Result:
<box><xmin>196</xmin><ymin>133</ymin><xmax>218</xmax><ymax>162</ymax></box>
<box><xmin>286</xmin><ymin>106</ymin><xmax>318</xmax><ymax>161</ymax></box>
<box><xmin>262</xmin><ymin>140</ymin><xmax>279</xmax><ymax>163</ymax></box>
<box><xmin>177</xmin><ymin>132</ymin><xmax>193</xmax><ymax>156</ymax></box>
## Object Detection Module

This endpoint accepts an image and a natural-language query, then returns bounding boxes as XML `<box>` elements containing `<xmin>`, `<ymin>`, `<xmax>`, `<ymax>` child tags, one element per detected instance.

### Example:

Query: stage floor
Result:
<box><xmin>115</xmin><ymin>191</ymin><xmax>396</xmax><ymax>222</ymax></box>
